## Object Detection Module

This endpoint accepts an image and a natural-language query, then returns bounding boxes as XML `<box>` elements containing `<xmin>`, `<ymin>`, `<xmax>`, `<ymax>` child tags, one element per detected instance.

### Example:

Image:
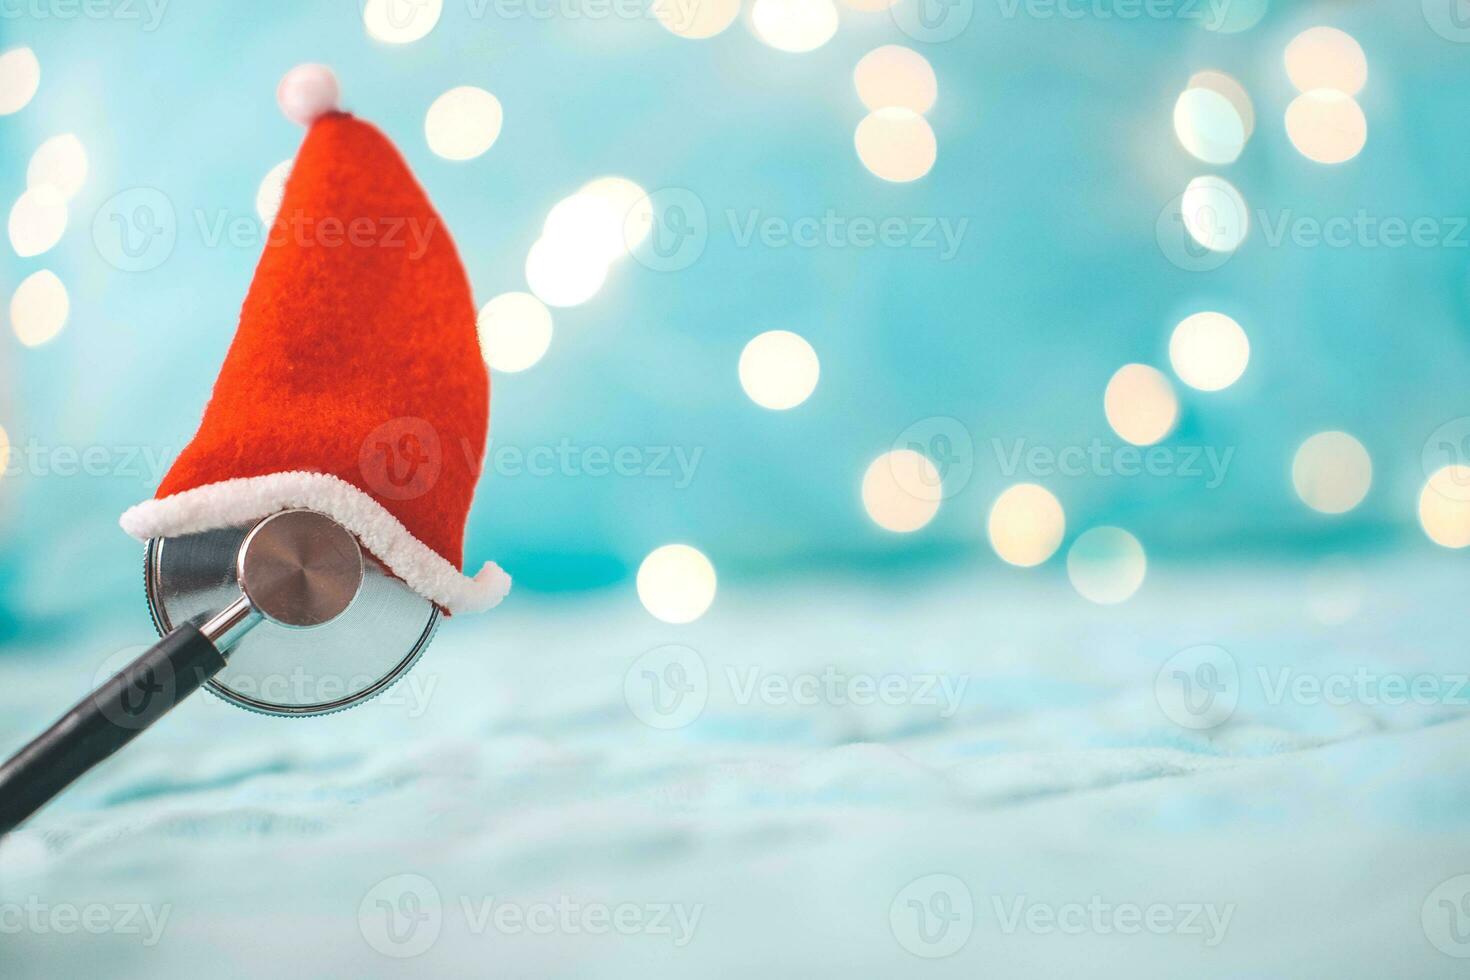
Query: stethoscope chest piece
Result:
<box><xmin>146</xmin><ymin>516</ymin><xmax>439</xmax><ymax>717</ymax></box>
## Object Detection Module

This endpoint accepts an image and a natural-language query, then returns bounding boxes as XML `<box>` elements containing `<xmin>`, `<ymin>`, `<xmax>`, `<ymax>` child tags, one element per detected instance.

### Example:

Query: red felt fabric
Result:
<box><xmin>156</xmin><ymin>112</ymin><xmax>488</xmax><ymax>571</ymax></box>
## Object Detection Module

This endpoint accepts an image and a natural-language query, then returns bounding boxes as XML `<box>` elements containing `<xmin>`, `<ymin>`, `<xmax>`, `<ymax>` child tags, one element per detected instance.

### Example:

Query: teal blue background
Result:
<box><xmin>0</xmin><ymin>1</ymin><xmax>1467</xmax><ymax>627</ymax></box>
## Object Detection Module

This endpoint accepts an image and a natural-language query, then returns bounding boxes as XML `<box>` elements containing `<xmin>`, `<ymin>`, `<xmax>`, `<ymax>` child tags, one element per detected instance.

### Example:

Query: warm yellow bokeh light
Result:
<box><xmin>1189</xmin><ymin>70</ymin><xmax>1254</xmax><ymax>140</ymax></box>
<box><xmin>27</xmin><ymin>134</ymin><xmax>87</xmax><ymax>201</ymax></box>
<box><xmin>8</xmin><ymin>185</ymin><xmax>66</xmax><ymax>258</ymax></box>
<box><xmin>988</xmin><ymin>483</ymin><xmax>1065</xmax><ymax>567</ymax></box>
<box><xmin>1285</xmin><ymin>26</ymin><xmax>1367</xmax><ymax>96</ymax></box>
<box><xmin>841</xmin><ymin>0</ymin><xmax>896</xmax><ymax>9</ymax></box>
<box><xmin>477</xmin><ymin>292</ymin><xmax>553</xmax><ymax>373</ymax></box>
<box><xmin>10</xmin><ymin>269</ymin><xmax>69</xmax><ymax>347</ymax></box>
<box><xmin>580</xmin><ymin>176</ymin><xmax>653</xmax><ymax>256</ymax></box>
<box><xmin>0</xmin><ymin>47</ymin><xmax>40</xmax><ymax>116</ymax></box>
<box><xmin>525</xmin><ymin>235</ymin><xmax>609</xmax><ymax>308</ymax></box>
<box><xmin>653</xmin><ymin>0</ymin><xmax>740</xmax><ymax>38</ymax></box>
<box><xmin>1180</xmin><ymin>175</ymin><xmax>1249</xmax><ymax>253</ymax></box>
<box><xmin>1173</xmin><ymin>87</ymin><xmax>1245</xmax><ymax>165</ymax></box>
<box><xmin>1292</xmin><ymin>431</ymin><xmax>1371</xmax><ymax>515</ymax></box>
<box><xmin>862</xmin><ymin>450</ymin><xmax>942</xmax><ymax>532</ymax></box>
<box><xmin>1104</xmin><ymin>364</ymin><xmax>1178</xmax><ymax>446</ymax></box>
<box><xmin>751</xmin><ymin>0</ymin><xmax>839</xmax><ymax>53</ymax></box>
<box><xmin>853</xmin><ymin>45</ymin><xmax>937</xmax><ymax>115</ymax></box>
<box><xmin>255</xmin><ymin>159</ymin><xmax>292</xmax><ymax>225</ymax></box>
<box><xmin>363</xmin><ymin>0</ymin><xmax>442</xmax><ymax>43</ymax></box>
<box><xmin>1285</xmin><ymin>90</ymin><xmax>1367</xmax><ymax>165</ymax></box>
<box><xmin>1169</xmin><ymin>312</ymin><xmax>1249</xmax><ymax>392</ymax></box>
<box><xmin>425</xmin><ymin>86</ymin><xmax>503</xmax><ymax>161</ymax></box>
<box><xmin>1067</xmin><ymin>527</ymin><xmax>1147</xmax><ymax>605</ymax></box>
<box><xmin>637</xmin><ymin>544</ymin><xmax>717</xmax><ymax>623</ymax></box>
<box><xmin>854</xmin><ymin>108</ymin><xmax>937</xmax><ymax>183</ymax></box>
<box><xmin>1419</xmin><ymin>466</ymin><xmax>1470</xmax><ymax>548</ymax></box>
<box><xmin>739</xmin><ymin>330</ymin><xmax>820</xmax><ymax>410</ymax></box>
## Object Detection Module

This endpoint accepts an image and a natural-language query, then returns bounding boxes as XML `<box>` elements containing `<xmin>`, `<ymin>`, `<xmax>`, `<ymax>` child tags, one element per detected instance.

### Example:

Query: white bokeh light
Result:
<box><xmin>853</xmin><ymin>46</ymin><xmax>937</xmax><ymax>115</ymax></box>
<box><xmin>1169</xmin><ymin>312</ymin><xmax>1249</xmax><ymax>392</ymax></box>
<box><xmin>1285</xmin><ymin>90</ymin><xmax>1367</xmax><ymax>165</ymax></box>
<box><xmin>637</xmin><ymin>544</ymin><xmax>717</xmax><ymax>623</ymax></box>
<box><xmin>477</xmin><ymin>292</ymin><xmax>553</xmax><ymax>373</ymax></box>
<box><xmin>1067</xmin><ymin>527</ymin><xmax>1147</xmax><ymax>605</ymax></box>
<box><xmin>0</xmin><ymin>423</ymin><xmax>9</xmax><ymax>479</ymax></box>
<box><xmin>580</xmin><ymin>176</ymin><xmax>653</xmax><ymax>256</ymax></box>
<box><xmin>363</xmin><ymin>0</ymin><xmax>442</xmax><ymax>43</ymax></box>
<box><xmin>751</xmin><ymin>0</ymin><xmax>839</xmax><ymax>53</ymax></box>
<box><xmin>27</xmin><ymin>134</ymin><xmax>87</xmax><ymax>201</ymax></box>
<box><xmin>1104</xmin><ymin>364</ymin><xmax>1178</xmax><ymax>446</ymax></box>
<box><xmin>425</xmin><ymin>86</ymin><xmax>503</xmax><ymax>161</ymax></box>
<box><xmin>855</xmin><ymin>108</ymin><xmax>937</xmax><ymax>183</ymax></box>
<box><xmin>1285</xmin><ymin>26</ymin><xmax>1367</xmax><ymax>96</ymax></box>
<box><xmin>739</xmin><ymin>330</ymin><xmax>820</xmax><ymax>410</ymax></box>
<box><xmin>1189</xmin><ymin>70</ymin><xmax>1254</xmax><ymax>140</ymax></box>
<box><xmin>9</xmin><ymin>185</ymin><xmax>67</xmax><ymax>257</ymax></box>
<box><xmin>988</xmin><ymin>483</ymin><xmax>1065</xmax><ymax>567</ymax></box>
<box><xmin>10</xmin><ymin>269</ymin><xmax>69</xmax><ymax>347</ymax></box>
<box><xmin>255</xmin><ymin>159</ymin><xmax>292</xmax><ymax>225</ymax></box>
<box><xmin>1419</xmin><ymin>466</ymin><xmax>1470</xmax><ymax>549</ymax></box>
<box><xmin>862</xmin><ymin>450</ymin><xmax>942</xmax><ymax>533</ymax></box>
<box><xmin>1173</xmin><ymin>87</ymin><xmax>1246</xmax><ymax>165</ymax></box>
<box><xmin>525</xmin><ymin>235</ymin><xmax>609</xmax><ymax>308</ymax></box>
<box><xmin>544</xmin><ymin>193</ymin><xmax>625</xmax><ymax>264</ymax></box>
<box><xmin>1180</xmin><ymin>175</ymin><xmax>1249</xmax><ymax>253</ymax></box>
<box><xmin>1292</xmin><ymin>431</ymin><xmax>1372</xmax><ymax>515</ymax></box>
<box><xmin>0</xmin><ymin>47</ymin><xmax>40</xmax><ymax>116</ymax></box>
<box><xmin>653</xmin><ymin>0</ymin><xmax>740</xmax><ymax>38</ymax></box>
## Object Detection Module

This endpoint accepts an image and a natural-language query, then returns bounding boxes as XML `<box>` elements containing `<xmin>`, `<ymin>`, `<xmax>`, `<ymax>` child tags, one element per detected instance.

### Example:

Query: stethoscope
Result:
<box><xmin>0</xmin><ymin>508</ymin><xmax>438</xmax><ymax>834</ymax></box>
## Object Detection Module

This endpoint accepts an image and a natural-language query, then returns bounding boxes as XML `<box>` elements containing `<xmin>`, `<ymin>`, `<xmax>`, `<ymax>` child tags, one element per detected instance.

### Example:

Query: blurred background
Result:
<box><xmin>4</xmin><ymin>2</ymin><xmax>1470</xmax><ymax>978</ymax></box>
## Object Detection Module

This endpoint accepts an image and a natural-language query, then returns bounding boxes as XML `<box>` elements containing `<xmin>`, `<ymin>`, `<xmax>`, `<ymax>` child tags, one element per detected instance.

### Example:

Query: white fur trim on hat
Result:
<box><xmin>119</xmin><ymin>471</ymin><xmax>510</xmax><ymax>614</ymax></box>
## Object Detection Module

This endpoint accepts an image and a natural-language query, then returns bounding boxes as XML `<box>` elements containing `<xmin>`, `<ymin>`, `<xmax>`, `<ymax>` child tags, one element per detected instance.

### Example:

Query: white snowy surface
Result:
<box><xmin>2</xmin><ymin>554</ymin><xmax>1469</xmax><ymax>977</ymax></box>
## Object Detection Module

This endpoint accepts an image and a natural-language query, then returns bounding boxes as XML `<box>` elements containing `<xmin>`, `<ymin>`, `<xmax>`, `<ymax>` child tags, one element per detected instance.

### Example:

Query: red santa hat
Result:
<box><xmin>120</xmin><ymin>65</ymin><xmax>510</xmax><ymax>614</ymax></box>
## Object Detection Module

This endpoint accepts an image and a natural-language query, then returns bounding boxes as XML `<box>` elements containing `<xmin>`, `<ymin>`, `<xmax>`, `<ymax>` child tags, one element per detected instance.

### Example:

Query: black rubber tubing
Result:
<box><xmin>0</xmin><ymin>622</ymin><xmax>226</xmax><ymax>835</ymax></box>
